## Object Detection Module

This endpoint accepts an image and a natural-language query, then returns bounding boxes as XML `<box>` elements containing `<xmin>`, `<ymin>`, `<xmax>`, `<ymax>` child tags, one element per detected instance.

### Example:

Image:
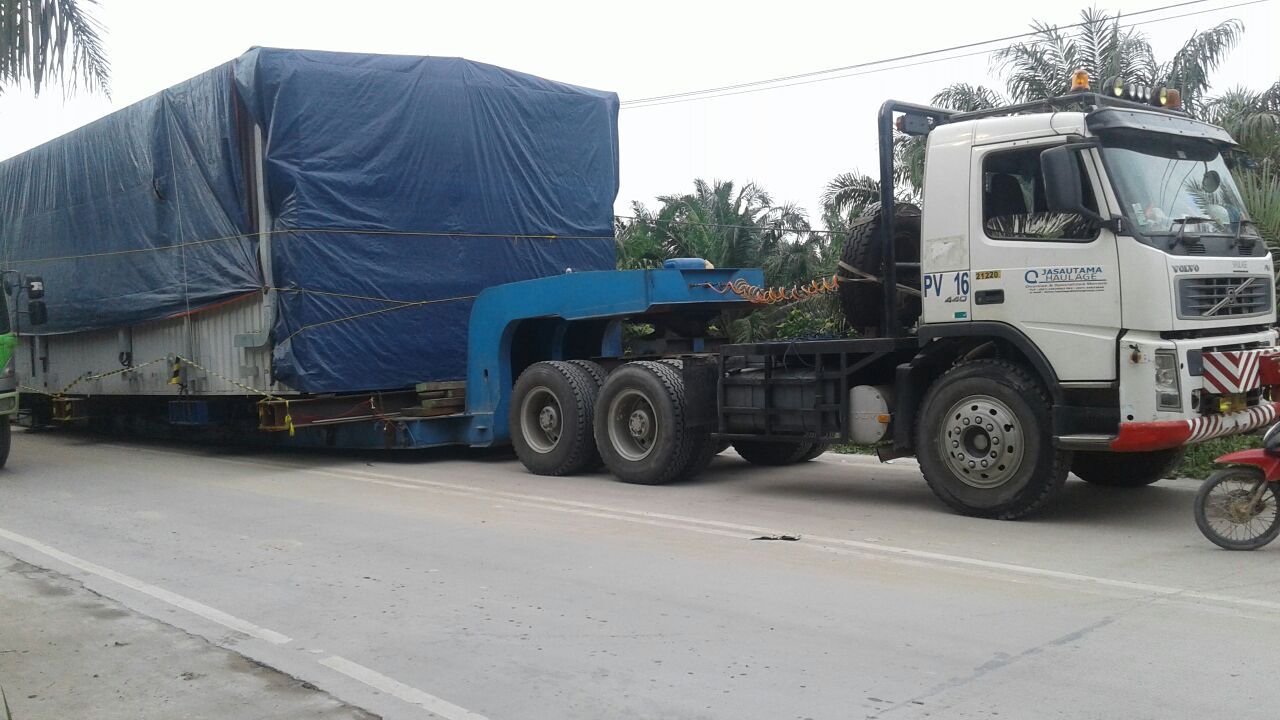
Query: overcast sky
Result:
<box><xmin>0</xmin><ymin>0</ymin><xmax>1276</xmax><ymax>226</ymax></box>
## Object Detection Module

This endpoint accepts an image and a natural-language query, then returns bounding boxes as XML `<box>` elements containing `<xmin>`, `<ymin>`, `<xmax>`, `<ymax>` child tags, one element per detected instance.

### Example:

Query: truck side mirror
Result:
<box><xmin>1041</xmin><ymin>144</ymin><xmax>1105</xmax><ymax>226</ymax></box>
<box><xmin>27</xmin><ymin>300</ymin><xmax>47</xmax><ymax>326</ymax></box>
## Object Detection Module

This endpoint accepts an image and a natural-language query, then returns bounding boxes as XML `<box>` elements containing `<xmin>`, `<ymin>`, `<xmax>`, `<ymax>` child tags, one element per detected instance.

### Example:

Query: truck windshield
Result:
<box><xmin>1101</xmin><ymin>136</ymin><xmax>1258</xmax><ymax>243</ymax></box>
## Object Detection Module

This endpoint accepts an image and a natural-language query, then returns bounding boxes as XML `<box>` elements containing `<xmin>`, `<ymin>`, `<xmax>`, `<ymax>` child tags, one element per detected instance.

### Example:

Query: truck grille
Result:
<box><xmin>1177</xmin><ymin>276</ymin><xmax>1272</xmax><ymax>319</ymax></box>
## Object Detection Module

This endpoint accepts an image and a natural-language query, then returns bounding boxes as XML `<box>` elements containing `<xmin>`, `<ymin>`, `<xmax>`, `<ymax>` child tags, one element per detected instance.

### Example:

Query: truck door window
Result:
<box><xmin>982</xmin><ymin>145</ymin><xmax>1099</xmax><ymax>242</ymax></box>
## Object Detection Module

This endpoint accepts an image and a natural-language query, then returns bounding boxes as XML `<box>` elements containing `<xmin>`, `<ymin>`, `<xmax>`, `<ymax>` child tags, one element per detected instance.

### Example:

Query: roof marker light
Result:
<box><xmin>1070</xmin><ymin>69</ymin><xmax>1090</xmax><ymax>92</ymax></box>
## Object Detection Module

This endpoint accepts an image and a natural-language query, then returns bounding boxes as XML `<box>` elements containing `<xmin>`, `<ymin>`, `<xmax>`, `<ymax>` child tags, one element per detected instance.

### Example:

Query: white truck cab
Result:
<box><xmin>914</xmin><ymin>96</ymin><xmax>1276</xmax><ymax>460</ymax></box>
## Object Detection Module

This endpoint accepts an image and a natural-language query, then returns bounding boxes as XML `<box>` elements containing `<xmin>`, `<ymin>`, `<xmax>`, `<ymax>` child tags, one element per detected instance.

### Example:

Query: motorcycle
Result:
<box><xmin>1194</xmin><ymin>422</ymin><xmax>1280</xmax><ymax>550</ymax></box>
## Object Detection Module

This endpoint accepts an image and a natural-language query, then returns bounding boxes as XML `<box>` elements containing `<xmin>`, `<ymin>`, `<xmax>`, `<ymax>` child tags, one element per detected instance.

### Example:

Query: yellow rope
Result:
<box><xmin>709</xmin><ymin>275</ymin><xmax>843</xmax><ymax>305</ymax></box>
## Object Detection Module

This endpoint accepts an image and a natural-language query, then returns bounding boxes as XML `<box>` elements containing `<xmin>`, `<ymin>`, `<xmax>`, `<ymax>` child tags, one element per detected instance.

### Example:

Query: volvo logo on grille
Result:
<box><xmin>1203</xmin><ymin>277</ymin><xmax>1258</xmax><ymax>317</ymax></box>
<box><xmin>1173</xmin><ymin>264</ymin><xmax>1200</xmax><ymax>273</ymax></box>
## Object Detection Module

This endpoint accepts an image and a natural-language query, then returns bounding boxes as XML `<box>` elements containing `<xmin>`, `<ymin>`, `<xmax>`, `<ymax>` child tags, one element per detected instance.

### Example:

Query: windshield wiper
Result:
<box><xmin>1167</xmin><ymin>216</ymin><xmax>1210</xmax><ymax>251</ymax></box>
<box><xmin>1235</xmin><ymin>219</ymin><xmax>1260</xmax><ymax>249</ymax></box>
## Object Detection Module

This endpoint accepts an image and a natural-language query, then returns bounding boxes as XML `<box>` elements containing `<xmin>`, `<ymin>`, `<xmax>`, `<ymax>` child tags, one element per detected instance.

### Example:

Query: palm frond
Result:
<box><xmin>0</xmin><ymin>0</ymin><xmax>109</xmax><ymax>96</ymax></box>
<box><xmin>1159</xmin><ymin>20</ymin><xmax>1243</xmax><ymax>113</ymax></box>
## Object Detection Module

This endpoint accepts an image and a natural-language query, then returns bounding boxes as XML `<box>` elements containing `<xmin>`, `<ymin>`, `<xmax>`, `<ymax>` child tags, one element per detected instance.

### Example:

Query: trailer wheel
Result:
<box><xmin>800</xmin><ymin>442</ymin><xmax>829</xmax><ymax>461</ymax></box>
<box><xmin>915</xmin><ymin>359</ymin><xmax>1070</xmax><ymax>519</ymax></box>
<box><xmin>594</xmin><ymin>361</ymin><xmax>707</xmax><ymax>485</ymax></box>
<box><xmin>566</xmin><ymin>359</ymin><xmax>608</xmax><ymax>388</ymax></box>
<box><xmin>510</xmin><ymin>361</ymin><xmax>600</xmax><ymax>476</ymax></box>
<box><xmin>1071</xmin><ymin>449</ymin><xmax>1183</xmax><ymax>487</ymax></box>
<box><xmin>838</xmin><ymin>203</ymin><xmax>922</xmax><ymax>334</ymax></box>
<box><xmin>733</xmin><ymin>440</ymin><xmax>815</xmax><ymax>466</ymax></box>
<box><xmin>0</xmin><ymin>421</ymin><xmax>11</xmax><ymax>468</ymax></box>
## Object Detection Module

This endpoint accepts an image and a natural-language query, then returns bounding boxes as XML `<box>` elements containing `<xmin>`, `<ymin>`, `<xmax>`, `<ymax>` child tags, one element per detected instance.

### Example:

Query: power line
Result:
<box><xmin>621</xmin><ymin>0</ymin><xmax>1266</xmax><ymax>109</ymax></box>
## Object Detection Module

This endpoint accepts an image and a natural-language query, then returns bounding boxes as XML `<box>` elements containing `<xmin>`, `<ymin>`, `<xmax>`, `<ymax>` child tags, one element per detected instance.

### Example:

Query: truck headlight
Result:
<box><xmin>1155</xmin><ymin>349</ymin><xmax>1181</xmax><ymax>410</ymax></box>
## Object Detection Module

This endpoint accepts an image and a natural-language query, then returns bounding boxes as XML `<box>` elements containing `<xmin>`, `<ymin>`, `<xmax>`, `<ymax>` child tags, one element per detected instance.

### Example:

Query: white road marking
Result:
<box><xmin>115</xmin><ymin>443</ymin><xmax>1280</xmax><ymax>615</ymax></box>
<box><xmin>320</xmin><ymin>655</ymin><xmax>491</xmax><ymax>720</ymax></box>
<box><xmin>0</xmin><ymin>524</ymin><xmax>489</xmax><ymax>720</ymax></box>
<box><xmin>0</xmin><ymin>526</ymin><xmax>293</xmax><ymax>645</ymax></box>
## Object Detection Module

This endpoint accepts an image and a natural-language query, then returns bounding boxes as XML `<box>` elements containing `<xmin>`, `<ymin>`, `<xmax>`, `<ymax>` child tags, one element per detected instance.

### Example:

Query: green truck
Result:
<box><xmin>0</xmin><ymin>276</ymin><xmax>48</xmax><ymax>467</ymax></box>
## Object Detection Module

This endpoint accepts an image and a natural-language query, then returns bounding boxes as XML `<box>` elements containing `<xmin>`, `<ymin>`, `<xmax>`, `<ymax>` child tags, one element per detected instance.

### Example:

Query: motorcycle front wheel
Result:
<box><xmin>1194</xmin><ymin>467</ymin><xmax>1280</xmax><ymax>551</ymax></box>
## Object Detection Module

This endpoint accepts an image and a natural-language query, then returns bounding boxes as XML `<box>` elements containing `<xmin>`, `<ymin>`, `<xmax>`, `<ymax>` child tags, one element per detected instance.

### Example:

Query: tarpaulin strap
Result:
<box><xmin>837</xmin><ymin>260</ymin><xmax>923</xmax><ymax>298</ymax></box>
<box><xmin>271</xmin><ymin>287</ymin><xmax>427</xmax><ymax>306</ymax></box>
<box><xmin>276</xmin><ymin>293</ymin><xmax>479</xmax><ymax>344</ymax></box>
<box><xmin>2</xmin><ymin>226</ymin><xmax>615</xmax><ymax>266</ymax></box>
<box><xmin>171</xmin><ymin>355</ymin><xmax>282</xmax><ymax>401</ymax></box>
<box><xmin>284</xmin><ymin>400</ymin><xmax>295</xmax><ymax>437</ymax></box>
<box><xmin>53</xmin><ymin>356</ymin><xmax>168</xmax><ymax>397</ymax></box>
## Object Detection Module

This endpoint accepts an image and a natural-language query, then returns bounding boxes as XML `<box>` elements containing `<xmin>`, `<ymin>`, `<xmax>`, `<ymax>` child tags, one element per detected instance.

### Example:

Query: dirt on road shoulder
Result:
<box><xmin>0</xmin><ymin>555</ymin><xmax>376</xmax><ymax>720</ymax></box>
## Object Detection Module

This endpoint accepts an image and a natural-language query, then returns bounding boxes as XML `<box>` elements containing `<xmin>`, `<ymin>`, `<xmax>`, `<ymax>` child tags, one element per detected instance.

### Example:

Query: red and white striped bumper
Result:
<box><xmin>1111</xmin><ymin>401</ymin><xmax>1280</xmax><ymax>452</ymax></box>
<box><xmin>1201</xmin><ymin>348</ymin><xmax>1280</xmax><ymax>394</ymax></box>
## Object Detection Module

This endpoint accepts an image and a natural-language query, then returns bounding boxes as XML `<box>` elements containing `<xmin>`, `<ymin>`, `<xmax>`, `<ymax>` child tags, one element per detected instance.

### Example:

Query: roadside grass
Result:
<box><xmin>1172</xmin><ymin>434</ymin><xmax>1261</xmax><ymax>480</ymax></box>
<box><xmin>833</xmin><ymin>435</ymin><xmax>1265</xmax><ymax>480</ymax></box>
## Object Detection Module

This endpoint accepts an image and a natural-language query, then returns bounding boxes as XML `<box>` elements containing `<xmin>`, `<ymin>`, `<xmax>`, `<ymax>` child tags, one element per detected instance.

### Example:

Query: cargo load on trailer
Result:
<box><xmin>0</xmin><ymin>48</ymin><xmax>619</xmax><ymax>394</ymax></box>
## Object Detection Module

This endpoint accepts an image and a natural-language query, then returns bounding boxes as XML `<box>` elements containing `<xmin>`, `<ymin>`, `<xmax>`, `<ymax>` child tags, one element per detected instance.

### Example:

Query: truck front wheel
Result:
<box><xmin>916</xmin><ymin>359</ymin><xmax>1070</xmax><ymax>519</ymax></box>
<box><xmin>0</xmin><ymin>421</ymin><xmax>10</xmax><ymax>468</ymax></box>
<box><xmin>594</xmin><ymin>361</ymin><xmax>708</xmax><ymax>485</ymax></box>
<box><xmin>510</xmin><ymin>361</ymin><xmax>600</xmax><ymax>476</ymax></box>
<box><xmin>1071</xmin><ymin>448</ymin><xmax>1184</xmax><ymax>487</ymax></box>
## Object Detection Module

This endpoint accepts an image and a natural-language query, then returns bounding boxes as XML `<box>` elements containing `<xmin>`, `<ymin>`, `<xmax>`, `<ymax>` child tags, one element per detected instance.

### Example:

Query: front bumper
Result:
<box><xmin>1111</xmin><ymin>400</ymin><xmax>1280</xmax><ymax>451</ymax></box>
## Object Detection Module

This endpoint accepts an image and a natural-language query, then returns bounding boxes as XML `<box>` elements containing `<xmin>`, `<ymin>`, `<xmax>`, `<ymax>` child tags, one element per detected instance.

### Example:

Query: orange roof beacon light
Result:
<box><xmin>1163</xmin><ymin>88</ymin><xmax>1182</xmax><ymax>110</ymax></box>
<box><xmin>1070</xmin><ymin>69</ymin><xmax>1090</xmax><ymax>92</ymax></box>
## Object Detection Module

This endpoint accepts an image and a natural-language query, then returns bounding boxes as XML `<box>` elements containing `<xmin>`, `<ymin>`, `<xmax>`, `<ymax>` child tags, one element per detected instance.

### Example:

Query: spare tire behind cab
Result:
<box><xmin>837</xmin><ymin>203</ymin><xmax>922</xmax><ymax>335</ymax></box>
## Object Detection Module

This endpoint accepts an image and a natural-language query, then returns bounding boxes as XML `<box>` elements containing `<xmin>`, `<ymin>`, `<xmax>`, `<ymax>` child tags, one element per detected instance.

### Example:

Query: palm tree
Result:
<box><xmin>881</xmin><ymin>7</ymin><xmax>1247</xmax><ymax>194</ymax></box>
<box><xmin>0</xmin><ymin>0</ymin><xmax>109</xmax><ymax>96</ymax></box>
<box><xmin>615</xmin><ymin>179</ymin><xmax>851</xmax><ymax>341</ymax></box>
<box><xmin>1205</xmin><ymin>80</ymin><xmax>1280</xmax><ymax>165</ymax></box>
<box><xmin>1204</xmin><ymin>80</ymin><xmax>1280</xmax><ymax>246</ymax></box>
<box><xmin>987</xmin><ymin>7</ymin><xmax>1239</xmax><ymax>114</ymax></box>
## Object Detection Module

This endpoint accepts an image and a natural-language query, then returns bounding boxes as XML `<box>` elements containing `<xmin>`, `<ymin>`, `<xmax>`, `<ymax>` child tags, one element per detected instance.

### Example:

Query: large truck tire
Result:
<box><xmin>915</xmin><ymin>359</ymin><xmax>1070</xmax><ymax>519</ymax></box>
<box><xmin>594</xmin><ymin>361</ymin><xmax>708</xmax><ymax>485</ymax></box>
<box><xmin>510</xmin><ymin>361</ymin><xmax>601</xmax><ymax>476</ymax></box>
<box><xmin>0</xmin><ymin>421</ymin><xmax>10</xmax><ymax>468</ymax></box>
<box><xmin>800</xmin><ymin>442</ymin><xmax>829</xmax><ymax>461</ymax></box>
<box><xmin>566</xmin><ymin>359</ymin><xmax>608</xmax><ymax>388</ymax></box>
<box><xmin>733</xmin><ymin>440</ymin><xmax>815</xmax><ymax>466</ymax></box>
<box><xmin>1072</xmin><ymin>448</ymin><xmax>1184</xmax><ymax>487</ymax></box>
<box><xmin>838</xmin><ymin>203</ymin><xmax>922</xmax><ymax>335</ymax></box>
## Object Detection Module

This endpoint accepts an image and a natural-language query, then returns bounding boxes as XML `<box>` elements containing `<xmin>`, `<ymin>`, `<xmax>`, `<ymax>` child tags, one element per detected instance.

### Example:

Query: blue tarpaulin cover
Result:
<box><xmin>0</xmin><ymin>48</ymin><xmax>619</xmax><ymax>392</ymax></box>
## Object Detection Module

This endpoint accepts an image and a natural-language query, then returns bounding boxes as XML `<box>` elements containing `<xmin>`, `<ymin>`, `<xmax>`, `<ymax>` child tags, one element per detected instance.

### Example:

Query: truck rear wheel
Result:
<box><xmin>733</xmin><ymin>440</ymin><xmax>815</xmax><ymax>466</ymax></box>
<box><xmin>510</xmin><ymin>361</ymin><xmax>600</xmax><ymax>476</ymax></box>
<box><xmin>1072</xmin><ymin>448</ymin><xmax>1184</xmax><ymax>487</ymax></box>
<box><xmin>916</xmin><ymin>359</ymin><xmax>1070</xmax><ymax>519</ymax></box>
<box><xmin>800</xmin><ymin>442</ymin><xmax>829</xmax><ymax>461</ymax></box>
<box><xmin>594</xmin><ymin>361</ymin><xmax>707</xmax><ymax>485</ymax></box>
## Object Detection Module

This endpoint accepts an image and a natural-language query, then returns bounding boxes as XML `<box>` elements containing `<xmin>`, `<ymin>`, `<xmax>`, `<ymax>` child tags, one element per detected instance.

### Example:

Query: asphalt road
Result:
<box><xmin>1</xmin><ymin>430</ymin><xmax>1278</xmax><ymax>720</ymax></box>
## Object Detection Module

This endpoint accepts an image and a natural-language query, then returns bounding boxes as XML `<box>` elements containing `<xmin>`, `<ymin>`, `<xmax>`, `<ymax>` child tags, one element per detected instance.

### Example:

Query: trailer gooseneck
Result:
<box><xmin>8</xmin><ymin>58</ymin><xmax>1277</xmax><ymax>519</ymax></box>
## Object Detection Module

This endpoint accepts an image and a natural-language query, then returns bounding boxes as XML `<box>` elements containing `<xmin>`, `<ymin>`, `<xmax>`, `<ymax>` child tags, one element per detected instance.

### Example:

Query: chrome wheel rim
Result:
<box><xmin>608</xmin><ymin>389</ymin><xmax>658</xmax><ymax>461</ymax></box>
<box><xmin>940</xmin><ymin>394</ymin><xmax>1025</xmax><ymax>489</ymax></box>
<box><xmin>519</xmin><ymin>386</ymin><xmax>562</xmax><ymax>453</ymax></box>
<box><xmin>1204</xmin><ymin>477</ymin><xmax>1279</xmax><ymax>544</ymax></box>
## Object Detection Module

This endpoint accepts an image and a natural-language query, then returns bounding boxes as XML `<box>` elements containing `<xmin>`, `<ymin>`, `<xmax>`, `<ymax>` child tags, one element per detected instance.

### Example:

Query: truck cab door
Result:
<box><xmin>966</xmin><ymin>139</ymin><xmax>1121</xmax><ymax>382</ymax></box>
